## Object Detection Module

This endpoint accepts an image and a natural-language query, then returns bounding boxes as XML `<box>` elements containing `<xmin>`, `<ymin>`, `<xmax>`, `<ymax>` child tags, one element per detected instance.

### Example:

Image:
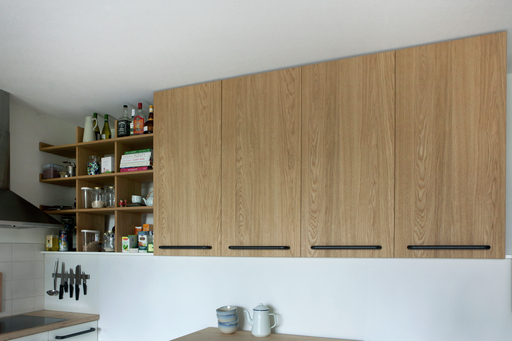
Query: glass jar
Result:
<box><xmin>104</xmin><ymin>185</ymin><xmax>115</xmax><ymax>208</ymax></box>
<box><xmin>82</xmin><ymin>230</ymin><xmax>100</xmax><ymax>252</ymax></box>
<box><xmin>103</xmin><ymin>231</ymin><xmax>115</xmax><ymax>252</ymax></box>
<box><xmin>81</xmin><ymin>187</ymin><xmax>93</xmax><ymax>208</ymax></box>
<box><xmin>92</xmin><ymin>187</ymin><xmax>104</xmax><ymax>208</ymax></box>
<box><xmin>87</xmin><ymin>155</ymin><xmax>100</xmax><ymax>175</ymax></box>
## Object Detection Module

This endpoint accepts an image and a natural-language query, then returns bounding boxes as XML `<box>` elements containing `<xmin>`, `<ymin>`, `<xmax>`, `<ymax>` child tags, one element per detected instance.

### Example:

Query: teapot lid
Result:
<box><xmin>254</xmin><ymin>303</ymin><xmax>269</xmax><ymax>311</ymax></box>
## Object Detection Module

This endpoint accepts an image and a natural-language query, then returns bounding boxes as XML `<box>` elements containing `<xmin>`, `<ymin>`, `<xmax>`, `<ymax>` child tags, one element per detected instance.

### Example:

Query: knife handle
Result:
<box><xmin>75</xmin><ymin>284</ymin><xmax>79</xmax><ymax>301</ymax></box>
<box><xmin>70</xmin><ymin>284</ymin><xmax>73</xmax><ymax>298</ymax></box>
<box><xmin>59</xmin><ymin>285</ymin><xmax>64</xmax><ymax>299</ymax></box>
<box><xmin>83</xmin><ymin>282</ymin><xmax>87</xmax><ymax>295</ymax></box>
<box><xmin>64</xmin><ymin>281</ymin><xmax>68</xmax><ymax>293</ymax></box>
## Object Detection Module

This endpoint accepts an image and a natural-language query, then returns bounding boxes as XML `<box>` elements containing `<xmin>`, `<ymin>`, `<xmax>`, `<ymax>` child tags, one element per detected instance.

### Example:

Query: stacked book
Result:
<box><xmin>120</xmin><ymin>149</ymin><xmax>153</xmax><ymax>172</ymax></box>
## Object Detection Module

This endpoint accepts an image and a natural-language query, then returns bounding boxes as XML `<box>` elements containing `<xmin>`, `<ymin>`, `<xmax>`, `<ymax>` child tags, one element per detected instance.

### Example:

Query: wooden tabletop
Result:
<box><xmin>0</xmin><ymin>310</ymin><xmax>99</xmax><ymax>341</ymax></box>
<box><xmin>171</xmin><ymin>327</ymin><xmax>360</xmax><ymax>341</ymax></box>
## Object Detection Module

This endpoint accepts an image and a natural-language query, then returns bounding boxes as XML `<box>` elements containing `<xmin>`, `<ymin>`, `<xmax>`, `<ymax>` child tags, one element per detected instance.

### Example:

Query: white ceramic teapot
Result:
<box><xmin>143</xmin><ymin>191</ymin><xmax>153</xmax><ymax>206</ymax></box>
<box><xmin>243</xmin><ymin>303</ymin><xmax>277</xmax><ymax>337</ymax></box>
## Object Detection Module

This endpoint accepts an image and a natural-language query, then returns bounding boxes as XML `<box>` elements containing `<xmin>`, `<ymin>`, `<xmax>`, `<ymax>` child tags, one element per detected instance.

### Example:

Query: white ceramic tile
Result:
<box><xmin>11</xmin><ymin>279</ymin><xmax>35</xmax><ymax>299</ymax></box>
<box><xmin>12</xmin><ymin>244</ymin><xmax>35</xmax><ymax>262</ymax></box>
<box><xmin>0</xmin><ymin>262</ymin><xmax>12</xmax><ymax>281</ymax></box>
<box><xmin>0</xmin><ymin>244</ymin><xmax>12</xmax><ymax>262</ymax></box>
<box><xmin>0</xmin><ymin>299</ymin><xmax>12</xmax><ymax>317</ymax></box>
<box><xmin>12</xmin><ymin>261</ymin><xmax>35</xmax><ymax>281</ymax></box>
<box><xmin>34</xmin><ymin>295</ymin><xmax>44</xmax><ymax>311</ymax></box>
<box><xmin>34</xmin><ymin>261</ymin><xmax>44</xmax><ymax>279</ymax></box>
<box><xmin>12</xmin><ymin>297</ymin><xmax>35</xmax><ymax>314</ymax></box>
<box><xmin>2</xmin><ymin>280</ymin><xmax>11</xmax><ymax>300</ymax></box>
<box><xmin>34</xmin><ymin>244</ymin><xmax>45</xmax><ymax>261</ymax></box>
<box><xmin>34</xmin><ymin>278</ymin><xmax>45</xmax><ymax>296</ymax></box>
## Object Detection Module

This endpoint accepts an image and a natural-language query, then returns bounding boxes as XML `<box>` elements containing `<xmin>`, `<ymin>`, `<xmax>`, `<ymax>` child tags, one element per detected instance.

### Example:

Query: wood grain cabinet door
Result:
<box><xmin>222</xmin><ymin>68</ymin><xmax>301</xmax><ymax>257</ymax></box>
<box><xmin>153</xmin><ymin>82</ymin><xmax>222</xmax><ymax>256</ymax></box>
<box><xmin>395</xmin><ymin>32</ymin><xmax>506</xmax><ymax>258</ymax></box>
<box><xmin>301</xmin><ymin>52</ymin><xmax>396</xmax><ymax>257</ymax></box>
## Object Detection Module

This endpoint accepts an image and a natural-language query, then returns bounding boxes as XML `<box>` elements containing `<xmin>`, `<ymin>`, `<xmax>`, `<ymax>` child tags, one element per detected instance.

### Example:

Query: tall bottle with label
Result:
<box><xmin>144</xmin><ymin>105</ymin><xmax>154</xmax><ymax>134</ymax></box>
<box><xmin>133</xmin><ymin>102</ymin><xmax>145</xmax><ymax>135</ymax></box>
<box><xmin>117</xmin><ymin>105</ymin><xmax>131</xmax><ymax>137</ymax></box>
<box><xmin>130</xmin><ymin>109</ymin><xmax>136</xmax><ymax>135</ymax></box>
<box><xmin>93</xmin><ymin>112</ymin><xmax>101</xmax><ymax>140</ymax></box>
<box><xmin>101</xmin><ymin>114</ymin><xmax>111</xmax><ymax>139</ymax></box>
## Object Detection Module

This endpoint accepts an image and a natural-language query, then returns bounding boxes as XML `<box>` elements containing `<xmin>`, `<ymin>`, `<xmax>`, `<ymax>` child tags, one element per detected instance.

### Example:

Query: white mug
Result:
<box><xmin>131</xmin><ymin>195</ymin><xmax>142</xmax><ymax>204</ymax></box>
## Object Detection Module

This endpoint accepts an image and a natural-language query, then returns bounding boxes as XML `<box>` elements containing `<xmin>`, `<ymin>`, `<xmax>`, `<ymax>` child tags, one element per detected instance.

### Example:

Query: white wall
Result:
<box><xmin>1</xmin><ymin>72</ymin><xmax>512</xmax><ymax>341</ymax></box>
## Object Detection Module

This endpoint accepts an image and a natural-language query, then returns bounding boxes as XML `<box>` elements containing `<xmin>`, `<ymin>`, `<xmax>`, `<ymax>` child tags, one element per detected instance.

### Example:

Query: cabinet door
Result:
<box><xmin>395</xmin><ymin>32</ymin><xmax>506</xmax><ymax>258</ymax></box>
<box><xmin>13</xmin><ymin>332</ymin><xmax>48</xmax><ymax>341</ymax></box>
<box><xmin>48</xmin><ymin>321</ymin><xmax>97</xmax><ymax>341</ymax></box>
<box><xmin>222</xmin><ymin>68</ymin><xmax>301</xmax><ymax>257</ymax></box>
<box><xmin>301</xmin><ymin>52</ymin><xmax>395</xmax><ymax>257</ymax></box>
<box><xmin>154</xmin><ymin>82</ymin><xmax>222</xmax><ymax>256</ymax></box>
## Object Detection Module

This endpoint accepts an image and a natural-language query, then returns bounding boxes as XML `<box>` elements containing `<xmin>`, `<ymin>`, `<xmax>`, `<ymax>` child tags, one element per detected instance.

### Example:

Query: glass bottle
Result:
<box><xmin>103</xmin><ymin>230</ymin><xmax>115</xmax><ymax>252</ymax></box>
<box><xmin>93</xmin><ymin>112</ymin><xmax>101</xmax><ymax>140</ymax></box>
<box><xmin>133</xmin><ymin>103</ymin><xmax>145</xmax><ymax>135</ymax></box>
<box><xmin>144</xmin><ymin>105</ymin><xmax>154</xmax><ymax>134</ymax></box>
<box><xmin>130</xmin><ymin>109</ymin><xmax>136</xmax><ymax>135</ymax></box>
<box><xmin>101</xmin><ymin>114</ymin><xmax>111</xmax><ymax>139</ymax></box>
<box><xmin>117</xmin><ymin>105</ymin><xmax>131</xmax><ymax>137</ymax></box>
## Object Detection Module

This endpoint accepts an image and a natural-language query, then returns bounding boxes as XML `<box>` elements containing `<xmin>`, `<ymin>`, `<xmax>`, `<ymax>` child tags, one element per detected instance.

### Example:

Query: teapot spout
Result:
<box><xmin>243</xmin><ymin>309</ymin><xmax>253</xmax><ymax>326</ymax></box>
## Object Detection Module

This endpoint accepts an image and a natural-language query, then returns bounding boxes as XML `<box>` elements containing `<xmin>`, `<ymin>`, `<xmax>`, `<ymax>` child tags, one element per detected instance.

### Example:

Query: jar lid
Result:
<box><xmin>94</xmin><ymin>186</ymin><xmax>102</xmax><ymax>189</ymax></box>
<box><xmin>81</xmin><ymin>187</ymin><xmax>92</xmax><ymax>190</ymax></box>
<box><xmin>81</xmin><ymin>229</ymin><xmax>99</xmax><ymax>233</ymax></box>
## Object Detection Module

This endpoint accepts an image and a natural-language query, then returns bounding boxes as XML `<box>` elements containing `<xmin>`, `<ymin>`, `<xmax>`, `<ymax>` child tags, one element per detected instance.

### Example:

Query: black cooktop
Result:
<box><xmin>0</xmin><ymin>315</ymin><xmax>67</xmax><ymax>334</ymax></box>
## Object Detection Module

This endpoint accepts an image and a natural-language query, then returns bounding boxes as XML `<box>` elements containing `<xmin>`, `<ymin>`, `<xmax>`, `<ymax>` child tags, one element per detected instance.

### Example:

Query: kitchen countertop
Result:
<box><xmin>0</xmin><ymin>310</ymin><xmax>99</xmax><ymax>341</ymax></box>
<box><xmin>171</xmin><ymin>327</ymin><xmax>360</xmax><ymax>341</ymax></box>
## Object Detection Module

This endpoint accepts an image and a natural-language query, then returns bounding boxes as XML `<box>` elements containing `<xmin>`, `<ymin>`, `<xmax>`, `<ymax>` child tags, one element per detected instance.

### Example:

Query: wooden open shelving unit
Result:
<box><xmin>39</xmin><ymin>126</ymin><xmax>153</xmax><ymax>252</ymax></box>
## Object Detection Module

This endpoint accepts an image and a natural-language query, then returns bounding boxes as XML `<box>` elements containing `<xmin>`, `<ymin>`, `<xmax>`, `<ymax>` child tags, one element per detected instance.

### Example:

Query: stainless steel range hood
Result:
<box><xmin>0</xmin><ymin>89</ymin><xmax>63</xmax><ymax>229</ymax></box>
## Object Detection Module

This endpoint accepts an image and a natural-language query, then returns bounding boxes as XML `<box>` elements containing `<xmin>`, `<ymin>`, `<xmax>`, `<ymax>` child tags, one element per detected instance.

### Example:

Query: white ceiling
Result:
<box><xmin>1</xmin><ymin>0</ymin><xmax>511</xmax><ymax>127</ymax></box>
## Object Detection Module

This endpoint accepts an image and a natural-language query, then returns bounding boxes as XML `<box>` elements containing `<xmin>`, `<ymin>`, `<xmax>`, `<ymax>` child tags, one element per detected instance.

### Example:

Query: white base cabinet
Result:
<box><xmin>48</xmin><ymin>321</ymin><xmax>97</xmax><ymax>341</ymax></box>
<box><xmin>11</xmin><ymin>321</ymin><xmax>98</xmax><ymax>341</ymax></box>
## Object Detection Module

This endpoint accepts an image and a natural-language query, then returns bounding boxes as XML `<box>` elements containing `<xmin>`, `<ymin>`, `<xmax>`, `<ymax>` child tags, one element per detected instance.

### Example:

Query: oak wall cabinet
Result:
<box><xmin>301</xmin><ymin>51</ymin><xmax>395</xmax><ymax>258</ymax></box>
<box><xmin>154</xmin><ymin>82</ymin><xmax>222</xmax><ymax>256</ymax></box>
<box><xmin>222</xmin><ymin>68</ymin><xmax>301</xmax><ymax>257</ymax></box>
<box><xmin>153</xmin><ymin>31</ymin><xmax>506</xmax><ymax>259</ymax></box>
<box><xmin>395</xmin><ymin>32</ymin><xmax>506</xmax><ymax>258</ymax></box>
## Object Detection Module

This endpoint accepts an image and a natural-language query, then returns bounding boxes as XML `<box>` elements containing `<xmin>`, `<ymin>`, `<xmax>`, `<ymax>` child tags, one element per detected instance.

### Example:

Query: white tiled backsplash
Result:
<box><xmin>0</xmin><ymin>243</ymin><xmax>45</xmax><ymax>317</ymax></box>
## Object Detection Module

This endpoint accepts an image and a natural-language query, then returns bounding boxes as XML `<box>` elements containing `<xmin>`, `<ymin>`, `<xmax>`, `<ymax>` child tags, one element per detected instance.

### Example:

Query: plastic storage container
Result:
<box><xmin>81</xmin><ymin>230</ymin><xmax>100</xmax><ymax>251</ymax></box>
<box><xmin>42</xmin><ymin>164</ymin><xmax>64</xmax><ymax>179</ymax></box>
<box><xmin>81</xmin><ymin>187</ymin><xmax>93</xmax><ymax>208</ymax></box>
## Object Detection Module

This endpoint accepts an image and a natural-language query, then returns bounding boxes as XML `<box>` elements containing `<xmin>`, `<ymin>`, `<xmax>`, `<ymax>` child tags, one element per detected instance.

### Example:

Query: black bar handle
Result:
<box><xmin>228</xmin><ymin>246</ymin><xmax>290</xmax><ymax>250</ymax></box>
<box><xmin>311</xmin><ymin>245</ymin><xmax>382</xmax><ymax>250</ymax></box>
<box><xmin>55</xmin><ymin>327</ymin><xmax>96</xmax><ymax>339</ymax></box>
<box><xmin>407</xmin><ymin>245</ymin><xmax>491</xmax><ymax>250</ymax></box>
<box><xmin>159</xmin><ymin>246</ymin><xmax>212</xmax><ymax>250</ymax></box>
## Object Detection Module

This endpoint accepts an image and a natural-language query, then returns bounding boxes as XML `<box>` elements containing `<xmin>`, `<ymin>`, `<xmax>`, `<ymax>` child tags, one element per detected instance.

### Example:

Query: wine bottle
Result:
<box><xmin>101</xmin><ymin>114</ymin><xmax>111</xmax><ymax>139</ymax></box>
<box><xmin>117</xmin><ymin>105</ymin><xmax>131</xmax><ymax>137</ymax></box>
<box><xmin>93</xmin><ymin>112</ymin><xmax>101</xmax><ymax>140</ymax></box>
<box><xmin>144</xmin><ymin>105</ymin><xmax>154</xmax><ymax>134</ymax></box>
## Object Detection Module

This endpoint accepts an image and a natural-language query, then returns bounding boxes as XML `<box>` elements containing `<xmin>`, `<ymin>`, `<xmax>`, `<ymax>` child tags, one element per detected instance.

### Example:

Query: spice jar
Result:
<box><xmin>103</xmin><ymin>230</ymin><xmax>115</xmax><ymax>252</ymax></box>
<box><xmin>92</xmin><ymin>187</ymin><xmax>105</xmax><ymax>208</ymax></box>
<box><xmin>104</xmin><ymin>185</ymin><xmax>115</xmax><ymax>207</ymax></box>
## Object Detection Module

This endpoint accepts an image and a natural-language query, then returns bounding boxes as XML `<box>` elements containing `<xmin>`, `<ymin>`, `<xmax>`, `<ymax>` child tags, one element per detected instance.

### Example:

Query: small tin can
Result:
<box><xmin>59</xmin><ymin>229</ymin><xmax>69</xmax><ymax>251</ymax></box>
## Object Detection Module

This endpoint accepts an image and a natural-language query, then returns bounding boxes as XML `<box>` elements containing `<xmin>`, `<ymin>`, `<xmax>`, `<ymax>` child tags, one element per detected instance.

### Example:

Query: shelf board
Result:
<box><xmin>39</xmin><ymin>134</ymin><xmax>153</xmax><ymax>158</ymax></box>
<box><xmin>71</xmin><ymin>207</ymin><xmax>153</xmax><ymax>215</ymax></box>
<box><xmin>41</xmin><ymin>251</ymin><xmax>154</xmax><ymax>256</ymax></box>
<box><xmin>40</xmin><ymin>171</ymin><xmax>153</xmax><ymax>187</ymax></box>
